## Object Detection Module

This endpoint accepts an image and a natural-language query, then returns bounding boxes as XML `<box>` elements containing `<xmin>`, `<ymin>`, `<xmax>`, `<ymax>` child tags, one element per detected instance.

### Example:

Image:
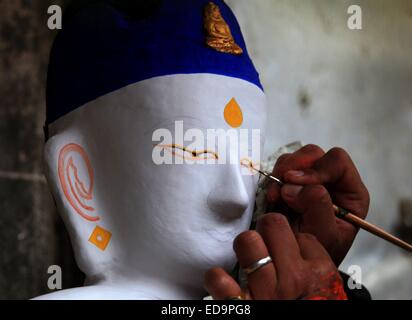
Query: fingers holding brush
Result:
<box><xmin>266</xmin><ymin>144</ymin><xmax>325</xmax><ymax>204</ymax></box>
<box><xmin>283</xmin><ymin>147</ymin><xmax>369</xmax><ymax>220</ymax></box>
<box><xmin>281</xmin><ymin>184</ymin><xmax>340</xmax><ymax>258</ymax></box>
<box><xmin>247</xmin><ymin>144</ymin><xmax>411</xmax><ymax>256</ymax></box>
<box><xmin>263</xmin><ymin>144</ymin><xmax>370</xmax><ymax>265</ymax></box>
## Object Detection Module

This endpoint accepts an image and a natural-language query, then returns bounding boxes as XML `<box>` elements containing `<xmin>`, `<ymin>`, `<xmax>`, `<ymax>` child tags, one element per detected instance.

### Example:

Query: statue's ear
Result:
<box><xmin>58</xmin><ymin>143</ymin><xmax>100</xmax><ymax>222</ymax></box>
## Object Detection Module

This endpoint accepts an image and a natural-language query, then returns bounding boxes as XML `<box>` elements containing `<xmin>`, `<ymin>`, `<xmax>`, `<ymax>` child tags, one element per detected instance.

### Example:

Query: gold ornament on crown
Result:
<box><xmin>204</xmin><ymin>2</ymin><xmax>243</xmax><ymax>55</ymax></box>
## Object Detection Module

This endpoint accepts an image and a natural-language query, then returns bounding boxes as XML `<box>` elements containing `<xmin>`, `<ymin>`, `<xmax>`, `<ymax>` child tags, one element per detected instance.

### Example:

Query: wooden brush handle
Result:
<box><xmin>333</xmin><ymin>205</ymin><xmax>412</xmax><ymax>253</ymax></box>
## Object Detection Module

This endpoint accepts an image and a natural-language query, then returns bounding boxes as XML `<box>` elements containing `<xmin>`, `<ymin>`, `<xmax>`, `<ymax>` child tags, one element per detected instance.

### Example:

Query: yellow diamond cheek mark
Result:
<box><xmin>89</xmin><ymin>225</ymin><xmax>112</xmax><ymax>251</ymax></box>
<box><xmin>224</xmin><ymin>98</ymin><xmax>243</xmax><ymax>128</ymax></box>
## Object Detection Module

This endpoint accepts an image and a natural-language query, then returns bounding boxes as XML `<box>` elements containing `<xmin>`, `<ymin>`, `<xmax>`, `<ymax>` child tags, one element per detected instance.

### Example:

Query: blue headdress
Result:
<box><xmin>46</xmin><ymin>0</ymin><xmax>263</xmax><ymax>125</ymax></box>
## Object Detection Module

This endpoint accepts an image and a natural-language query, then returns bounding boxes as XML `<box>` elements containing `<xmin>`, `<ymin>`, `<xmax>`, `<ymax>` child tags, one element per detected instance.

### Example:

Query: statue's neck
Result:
<box><xmin>83</xmin><ymin>264</ymin><xmax>208</xmax><ymax>300</ymax></box>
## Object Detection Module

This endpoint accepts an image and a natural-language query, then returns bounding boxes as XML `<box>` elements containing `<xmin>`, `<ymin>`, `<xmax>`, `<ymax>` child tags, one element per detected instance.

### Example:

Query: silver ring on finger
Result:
<box><xmin>243</xmin><ymin>256</ymin><xmax>273</xmax><ymax>276</ymax></box>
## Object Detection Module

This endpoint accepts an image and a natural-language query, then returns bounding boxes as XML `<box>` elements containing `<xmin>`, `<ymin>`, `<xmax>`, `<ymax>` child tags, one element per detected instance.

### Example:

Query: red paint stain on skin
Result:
<box><xmin>306</xmin><ymin>272</ymin><xmax>348</xmax><ymax>300</ymax></box>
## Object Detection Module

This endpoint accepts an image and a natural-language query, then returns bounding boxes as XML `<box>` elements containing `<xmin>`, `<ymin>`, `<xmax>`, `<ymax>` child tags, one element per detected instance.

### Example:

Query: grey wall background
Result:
<box><xmin>227</xmin><ymin>0</ymin><xmax>412</xmax><ymax>299</ymax></box>
<box><xmin>0</xmin><ymin>0</ymin><xmax>82</xmax><ymax>299</ymax></box>
<box><xmin>0</xmin><ymin>0</ymin><xmax>411</xmax><ymax>299</ymax></box>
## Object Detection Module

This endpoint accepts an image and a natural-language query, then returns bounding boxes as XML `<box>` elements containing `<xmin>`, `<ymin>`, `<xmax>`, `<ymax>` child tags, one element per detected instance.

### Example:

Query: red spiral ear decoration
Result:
<box><xmin>58</xmin><ymin>143</ymin><xmax>100</xmax><ymax>222</ymax></box>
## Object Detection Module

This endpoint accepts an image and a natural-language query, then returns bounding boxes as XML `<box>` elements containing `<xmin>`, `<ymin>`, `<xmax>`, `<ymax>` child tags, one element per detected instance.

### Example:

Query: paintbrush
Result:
<box><xmin>245</xmin><ymin>164</ymin><xmax>412</xmax><ymax>253</ymax></box>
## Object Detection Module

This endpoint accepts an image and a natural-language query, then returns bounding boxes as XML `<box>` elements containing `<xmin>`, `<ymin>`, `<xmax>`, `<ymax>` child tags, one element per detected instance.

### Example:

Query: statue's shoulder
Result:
<box><xmin>32</xmin><ymin>285</ymin><xmax>157</xmax><ymax>300</ymax></box>
<box><xmin>32</xmin><ymin>286</ymin><xmax>98</xmax><ymax>300</ymax></box>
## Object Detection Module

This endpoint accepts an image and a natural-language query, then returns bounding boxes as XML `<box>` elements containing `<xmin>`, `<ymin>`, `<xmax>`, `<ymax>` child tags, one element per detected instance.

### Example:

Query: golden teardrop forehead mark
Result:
<box><xmin>204</xmin><ymin>2</ymin><xmax>243</xmax><ymax>55</ymax></box>
<box><xmin>224</xmin><ymin>97</ymin><xmax>243</xmax><ymax>128</ymax></box>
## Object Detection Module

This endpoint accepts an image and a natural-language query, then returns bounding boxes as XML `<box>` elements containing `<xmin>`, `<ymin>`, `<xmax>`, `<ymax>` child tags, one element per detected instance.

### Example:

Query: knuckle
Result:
<box><xmin>365</xmin><ymin>188</ymin><xmax>370</xmax><ymax>203</ymax></box>
<box><xmin>328</xmin><ymin>147</ymin><xmax>349</xmax><ymax>162</ymax></box>
<box><xmin>260</xmin><ymin>213</ymin><xmax>289</xmax><ymax>231</ymax></box>
<box><xmin>276</xmin><ymin>154</ymin><xmax>291</xmax><ymax>167</ymax></box>
<box><xmin>352</xmin><ymin>186</ymin><xmax>370</xmax><ymax>218</ymax></box>
<box><xmin>362</xmin><ymin>186</ymin><xmax>370</xmax><ymax>206</ymax></box>
<box><xmin>301</xmin><ymin>144</ymin><xmax>324</xmax><ymax>156</ymax></box>
<box><xmin>313</xmin><ymin>258</ymin><xmax>336</xmax><ymax>273</ymax></box>
<box><xmin>302</xmin><ymin>185</ymin><xmax>329</xmax><ymax>203</ymax></box>
<box><xmin>296</xmin><ymin>232</ymin><xmax>318</xmax><ymax>243</ymax></box>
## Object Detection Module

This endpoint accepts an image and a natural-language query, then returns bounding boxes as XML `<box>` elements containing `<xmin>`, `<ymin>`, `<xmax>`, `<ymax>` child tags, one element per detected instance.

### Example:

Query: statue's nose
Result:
<box><xmin>206</xmin><ymin>166</ymin><xmax>250</xmax><ymax>220</ymax></box>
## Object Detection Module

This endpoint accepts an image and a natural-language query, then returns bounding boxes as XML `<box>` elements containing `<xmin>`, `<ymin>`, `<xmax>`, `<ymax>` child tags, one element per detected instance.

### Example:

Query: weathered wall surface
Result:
<box><xmin>227</xmin><ymin>0</ymin><xmax>412</xmax><ymax>299</ymax></box>
<box><xmin>0</xmin><ymin>0</ymin><xmax>82</xmax><ymax>299</ymax></box>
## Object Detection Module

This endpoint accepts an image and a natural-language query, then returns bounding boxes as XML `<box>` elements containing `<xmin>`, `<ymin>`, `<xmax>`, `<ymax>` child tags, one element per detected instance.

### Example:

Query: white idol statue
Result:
<box><xmin>36</xmin><ymin>0</ymin><xmax>267</xmax><ymax>299</ymax></box>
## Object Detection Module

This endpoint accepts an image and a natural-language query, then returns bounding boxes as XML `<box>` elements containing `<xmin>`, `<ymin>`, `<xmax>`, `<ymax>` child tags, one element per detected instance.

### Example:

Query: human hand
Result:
<box><xmin>204</xmin><ymin>213</ymin><xmax>348</xmax><ymax>300</ymax></box>
<box><xmin>265</xmin><ymin>144</ymin><xmax>369</xmax><ymax>265</ymax></box>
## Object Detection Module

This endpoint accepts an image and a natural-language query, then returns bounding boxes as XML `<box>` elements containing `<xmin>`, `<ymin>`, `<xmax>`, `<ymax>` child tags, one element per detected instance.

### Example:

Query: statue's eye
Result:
<box><xmin>240</xmin><ymin>158</ymin><xmax>260</xmax><ymax>175</ymax></box>
<box><xmin>156</xmin><ymin>144</ymin><xmax>219</xmax><ymax>161</ymax></box>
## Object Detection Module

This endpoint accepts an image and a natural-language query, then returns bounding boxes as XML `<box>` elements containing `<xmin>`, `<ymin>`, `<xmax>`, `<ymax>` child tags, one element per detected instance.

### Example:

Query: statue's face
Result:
<box><xmin>44</xmin><ymin>74</ymin><xmax>267</xmax><ymax>284</ymax></box>
<box><xmin>207</xmin><ymin>3</ymin><xmax>222</xmax><ymax>20</ymax></box>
